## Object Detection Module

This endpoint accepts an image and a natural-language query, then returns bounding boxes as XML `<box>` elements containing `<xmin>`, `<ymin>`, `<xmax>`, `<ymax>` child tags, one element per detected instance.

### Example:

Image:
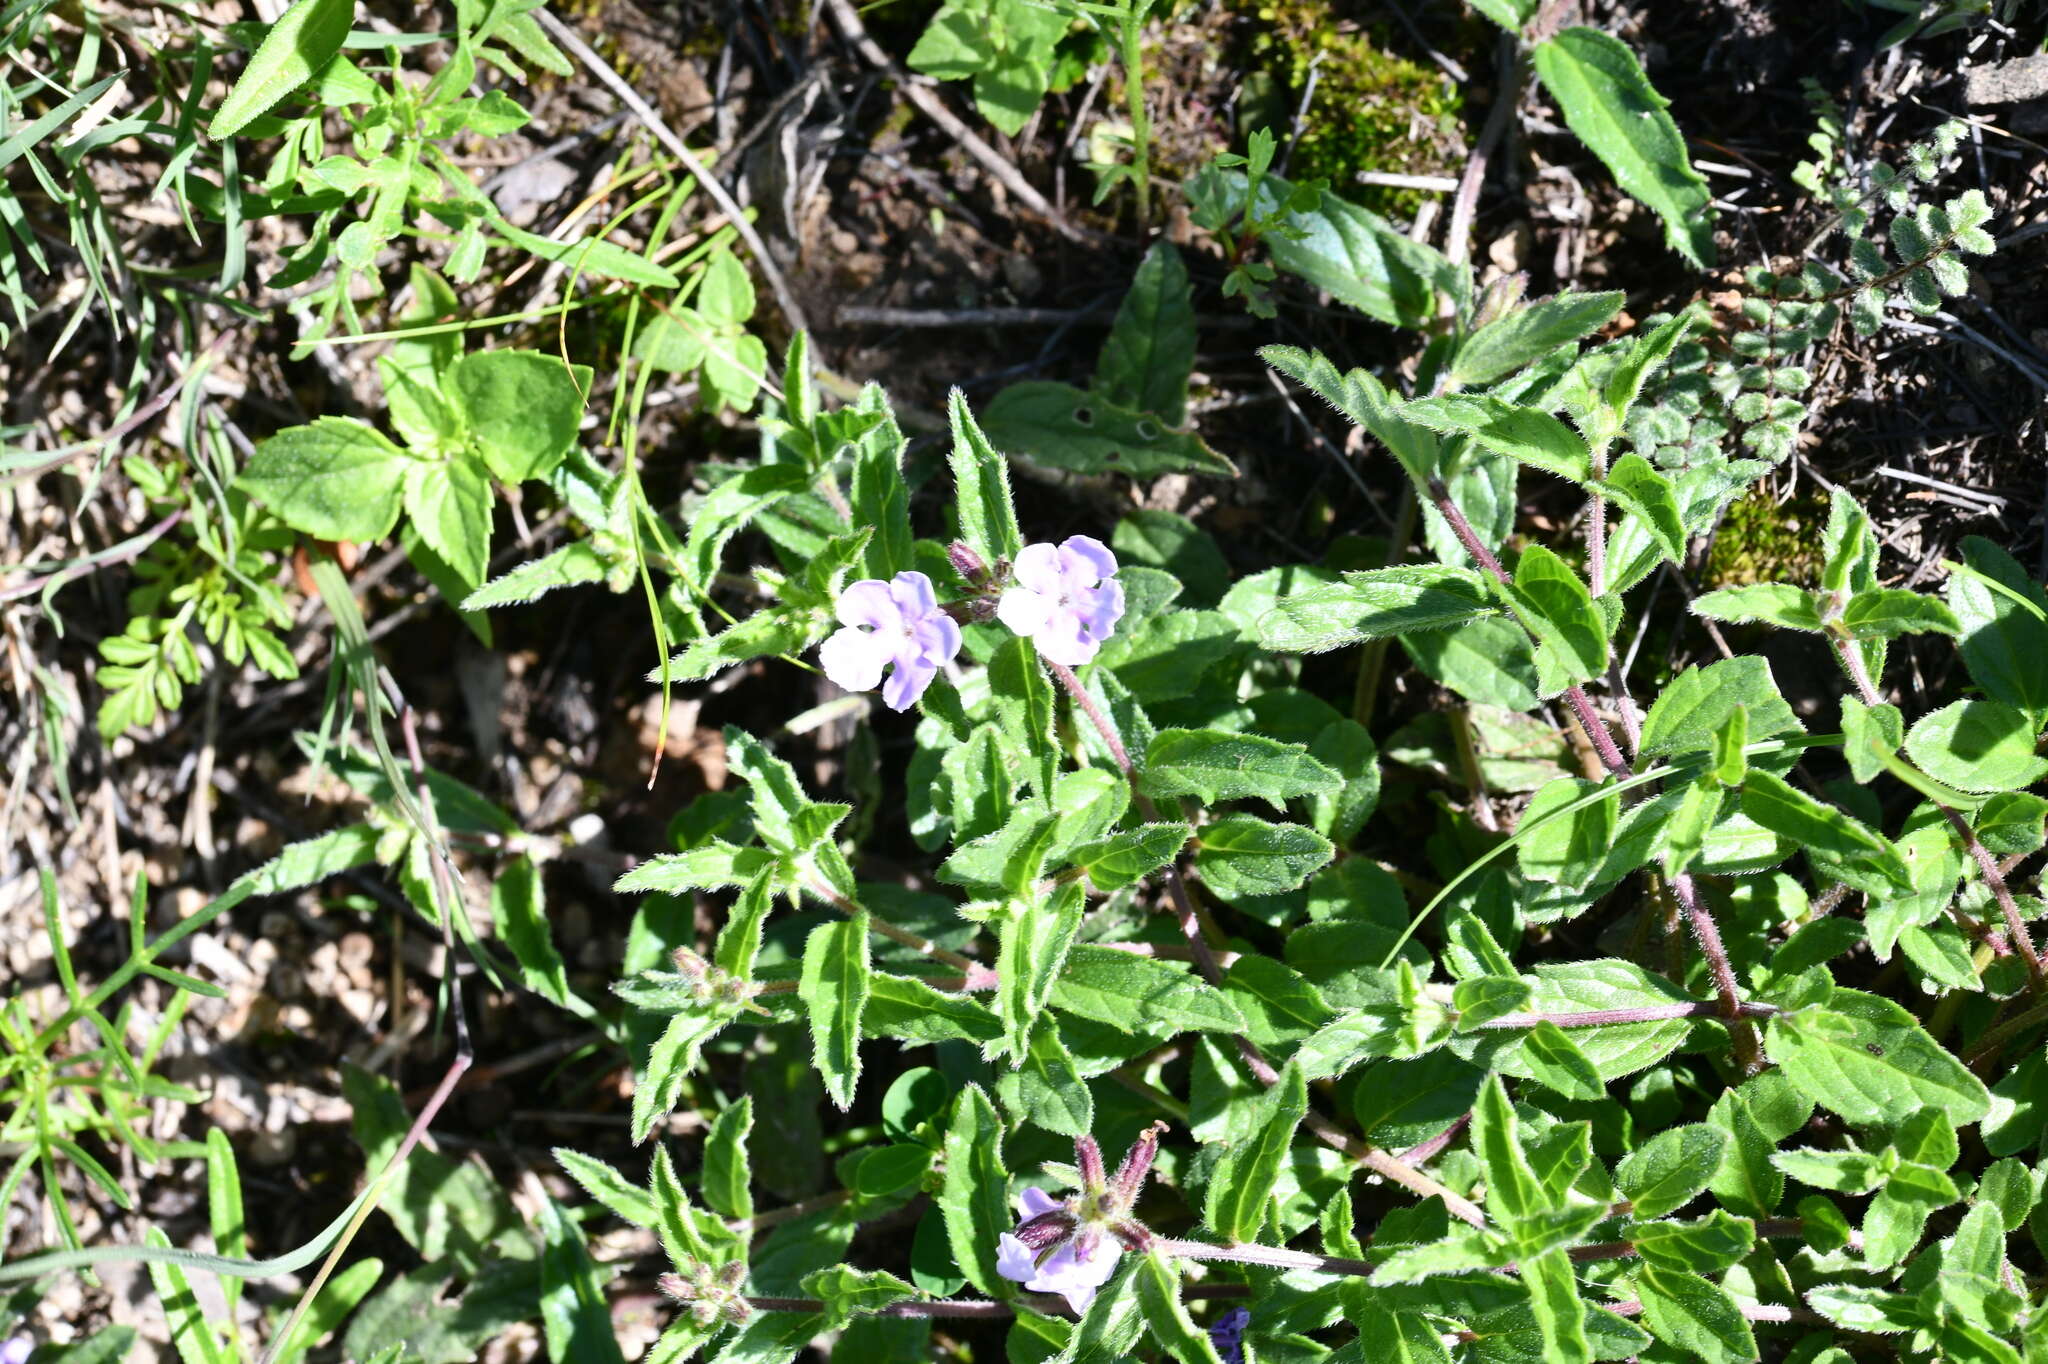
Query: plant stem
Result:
<box><xmin>1424</xmin><ymin>474</ymin><xmax>1761</xmax><ymax>1066</ymax></box>
<box><xmin>1152</xmin><ymin>1237</ymin><xmax>1376</xmax><ymax>1278</ymax></box>
<box><xmin>806</xmin><ymin>878</ymin><xmax>988</xmax><ymax>978</ymax></box>
<box><xmin>1118</xmin><ymin>2</ymin><xmax>1153</xmax><ymax>228</ymax></box>
<box><xmin>1833</xmin><ymin>634</ymin><xmax>2046</xmax><ymax>989</ymax></box>
<box><xmin>1445</xmin><ymin>36</ymin><xmax>1525</xmax><ymax>269</ymax></box>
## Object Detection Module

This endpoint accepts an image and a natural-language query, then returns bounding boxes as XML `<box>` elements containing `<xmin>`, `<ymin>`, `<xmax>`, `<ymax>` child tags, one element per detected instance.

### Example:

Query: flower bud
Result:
<box><xmin>946</xmin><ymin>540</ymin><xmax>988</xmax><ymax>585</ymax></box>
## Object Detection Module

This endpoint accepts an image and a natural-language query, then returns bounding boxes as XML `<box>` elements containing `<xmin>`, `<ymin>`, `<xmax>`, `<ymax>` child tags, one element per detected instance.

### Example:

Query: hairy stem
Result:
<box><xmin>1425</xmin><ymin>474</ymin><xmax>1760</xmax><ymax>1065</ymax></box>
<box><xmin>807</xmin><ymin>879</ymin><xmax>986</xmax><ymax>977</ymax></box>
<box><xmin>1833</xmin><ymin>634</ymin><xmax>2046</xmax><ymax>989</ymax></box>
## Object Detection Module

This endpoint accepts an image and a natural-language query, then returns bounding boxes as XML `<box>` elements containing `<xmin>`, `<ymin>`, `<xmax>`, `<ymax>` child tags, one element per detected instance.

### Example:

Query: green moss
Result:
<box><xmin>1232</xmin><ymin>4</ymin><xmax>1463</xmax><ymax>216</ymax></box>
<box><xmin>1704</xmin><ymin>485</ymin><xmax>1827</xmax><ymax>588</ymax></box>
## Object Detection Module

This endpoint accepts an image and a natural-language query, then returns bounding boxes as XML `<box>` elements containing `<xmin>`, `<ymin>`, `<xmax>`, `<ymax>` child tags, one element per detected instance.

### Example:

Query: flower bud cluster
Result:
<box><xmin>657</xmin><ymin>1258</ymin><xmax>751</xmax><ymax>1327</ymax></box>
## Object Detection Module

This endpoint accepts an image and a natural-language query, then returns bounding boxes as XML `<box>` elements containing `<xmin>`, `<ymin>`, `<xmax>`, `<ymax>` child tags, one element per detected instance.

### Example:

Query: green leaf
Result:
<box><xmin>1840</xmin><ymin>696</ymin><xmax>1905</xmax><ymax>784</ymax></box>
<box><xmin>496</xmin><ymin>221</ymin><xmax>682</xmax><ymax>289</ymax></box>
<box><xmin>990</xmin><ymin>635</ymin><xmax>1060</xmax><ymax>797</ymax></box>
<box><xmin>490</xmin><ymin>856</ymin><xmax>582</xmax><ymax>1015</ymax></box>
<box><xmin>1740</xmin><ymin>770</ymin><xmax>1906</xmax><ymax>876</ymax></box>
<box><xmin>1690</xmin><ymin>581</ymin><xmax>1823</xmax><ymax>631</ymax></box>
<box><xmin>1452</xmin><ymin>975</ymin><xmax>1532</xmax><ymax>1030</ymax></box>
<box><xmin>447</xmin><ymin>350</ymin><xmax>591</xmax><ymax>484</ymax></box>
<box><xmin>1705</xmin><ymin>1090</ymin><xmax>1782</xmax><ymax>1219</ymax></box>
<box><xmin>865</xmin><ymin>972</ymin><xmax>1004</xmax><ymax>1045</ymax></box>
<box><xmin>1203</xmin><ymin>1061</ymin><xmax>1308</xmax><ymax>1242</ymax></box>
<box><xmin>1067</xmin><ymin>823</ymin><xmax>1190</xmax><ymax>892</ymax></box>
<box><xmin>1517</xmin><ymin>778</ymin><xmax>1617</xmax><ymax>890</ymax></box>
<box><xmin>996</xmin><ymin>1016</ymin><xmax>1095</xmax><ymax>1137</ymax></box>
<box><xmin>1451</xmin><ymin>291</ymin><xmax>1625</xmax><ymax>389</ymax></box>
<box><xmin>1193</xmin><ymin>814</ymin><xmax>1334</xmax><ymax>901</ymax></box>
<box><xmin>1403</xmin><ymin>394</ymin><xmax>1592</xmax><ymax>484</ymax></box>
<box><xmin>704</xmin><ymin>1310</ymin><xmax>825</xmax><ymax>1364</ymax></box>
<box><xmin>798</xmin><ymin>914</ymin><xmax>871</xmax><ymax>1110</ymax></box>
<box><xmin>1097</xmin><ymin>241</ymin><xmax>1196</xmax><ymax>424</ymax></box>
<box><xmin>948</xmin><ymin>388</ymin><xmax>1023</xmax><ymax>565</ymax></box>
<box><xmin>1634</xmin><ymin>1265</ymin><xmax>1756</xmax><ymax>1364</ymax></box>
<box><xmin>1134</xmin><ymin>1253</ymin><xmax>1227</xmax><ymax>1364</ymax></box>
<box><xmin>1473</xmin><ymin>1074</ymin><xmax>1549</xmax><ymax>1230</ymax></box>
<box><xmin>1402</xmin><ymin>616</ymin><xmax>1540</xmax><ymax>711</ymax></box>
<box><xmin>1051</xmin><ymin>946</ymin><xmax>1246</xmax><ymax>1034</ymax></box>
<box><xmin>1905</xmin><ymin>699</ymin><xmax>2048</xmax><ymax>793</ymax></box>
<box><xmin>981</xmin><ymin>380</ymin><xmax>1235</xmax><ymax>479</ymax></box>
<box><xmin>1947</xmin><ymin>536</ymin><xmax>2048</xmax><ymax>714</ymax></box>
<box><xmin>1530</xmin><ymin>27</ymin><xmax>1716</xmax><ymax>266</ymax></box>
<box><xmin>1141</xmin><ymin>728</ymin><xmax>1342</xmax><ymax>807</ymax></box>
<box><xmin>1307</xmin><ymin>718</ymin><xmax>1380</xmax><ymax>845</ymax></box>
<box><xmin>1597</xmin><ymin>454</ymin><xmax>1685</xmax><ymax>565</ymax></box>
<box><xmin>614</xmin><ymin>843</ymin><xmax>776</xmax><ymax>896</ymax></box>
<box><xmin>1840</xmin><ymin>588</ymin><xmax>1963</xmax><ymax>640</ymax></box>
<box><xmin>1255</xmin><ymin>566</ymin><xmax>1495</xmax><ymax>652</ymax></box>
<box><xmin>536</xmin><ymin>1194</ymin><xmax>626</xmax><ymax>1364</ymax></box>
<box><xmin>702</xmin><ymin>1099</ymin><xmax>754</xmax><ymax>1222</ymax></box>
<box><xmin>237</xmin><ymin>417</ymin><xmax>411</xmax><ymax>542</ymax></box>
<box><xmin>403</xmin><ymin>458</ymin><xmax>494</xmax><ymax>589</ymax></box>
<box><xmin>553</xmin><ymin>1149</ymin><xmax>656</xmax><ymax>1228</ymax></box>
<box><xmin>1495</xmin><ymin>545</ymin><xmax>1607</xmax><ymax>691</ymax></box>
<box><xmin>1765</xmin><ymin>990</ymin><xmax>1992</xmax><ymax>1127</ymax></box>
<box><xmin>799</xmin><ymin>1266</ymin><xmax>918</xmax><ymax>1332</ymax></box>
<box><xmin>1770</xmin><ymin>1146</ymin><xmax>1885</xmax><ymax>1195</ymax></box>
<box><xmin>1616</xmin><ymin>1124</ymin><xmax>1726</xmax><ymax>1218</ymax></box>
<box><xmin>995</xmin><ymin>885</ymin><xmax>1083</xmax><ymax>1060</ymax></box>
<box><xmin>1520</xmin><ymin>1021</ymin><xmax>1605</xmax><ymax>1102</ymax></box>
<box><xmin>672</xmin><ymin>609</ymin><xmax>820</xmax><ymax>684</ymax></box>
<box><xmin>209</xmin><ymin>0</ymin><xmax>354</xmax><ymax>137</ymax></box>
<box><xmin>463</xmin><ymin>541</ymin><xmax>609</xmax><ymax>610</ymax></box>
<box><xmin>1626</xmin><ymin>1210</ymin><xmax>1753</xmax><ymax>1273</ymax></box>
<box><xmin>1224</xmin><ymin>955</ymin><xmax>1337</xmax><ymax>1047</ymax></box>
<box><xmin>939</xmin><ymin>1086</ymin><xmax>1010</xmax><ymax>1297</ymax></box>
<box><xmin>1214</xmin><ymin>172</ymin><xmax>1463</xmax><ymax>327</ymax></box>
<box><xmin>1521</xmin><ymin>1248</ymin><xmax>1591</xmax><ymax>1364</ymax></box>
<box><xmin>1258</xmin><ymin>344</ymin><xmax>1437</xmax><ymax>488</ymax></box>
<box><xmin>631</xmin><ymin>1002</ymin><xmax>741</xmax><ymax>1143</ymax></box>
<box><xmin>848</xmin><ymin>384</ymin><xmax>915</xmax><ymax>579</ymax></box>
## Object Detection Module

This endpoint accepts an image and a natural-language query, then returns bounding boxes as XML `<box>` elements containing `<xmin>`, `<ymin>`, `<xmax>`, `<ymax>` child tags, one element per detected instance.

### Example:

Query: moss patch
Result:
<box><xmin>1704</xmin><ymin>484</ymin><xmax>1827</xmax><ymax>587</ymax></box>
<box><xmin>1231</xmin><ymin>4</ymin><xmax>1463</xmax><ymax>215</ymax></box>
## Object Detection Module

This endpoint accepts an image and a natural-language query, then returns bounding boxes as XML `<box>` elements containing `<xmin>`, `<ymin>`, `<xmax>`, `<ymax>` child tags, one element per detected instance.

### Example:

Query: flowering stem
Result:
<box><xmin>1832</xmin><ymin>634</ymin><xmax>2046</xmax><ymax>990</ymax></box>
<box><xmin>1045</xmin><ymin>660</ymin><xmax>1227</xmax><ymax>982</ymax></box>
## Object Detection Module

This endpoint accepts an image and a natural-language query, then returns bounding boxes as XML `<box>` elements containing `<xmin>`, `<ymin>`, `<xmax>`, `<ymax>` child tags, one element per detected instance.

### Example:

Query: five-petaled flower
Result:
<box><xmin>996</xmin><ymin>536</ymin><xmax>1126</xmax><ymax>666</ymax></box>
<box><xmin>992</xmin><ymin>1122</ymin><xmax>1167</xmax><ymax>1314</ymax></box>
<box><xmin>818</xmin><ymin>571</ymin><xmax>963</xmax><ymax>712</ymax></box>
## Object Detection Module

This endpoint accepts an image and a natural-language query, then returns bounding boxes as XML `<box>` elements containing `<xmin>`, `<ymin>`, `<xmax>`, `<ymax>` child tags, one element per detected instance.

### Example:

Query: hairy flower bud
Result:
<box><xmin>946</xmin><ymin>540</ymin><xmax>989</xmax><ymax>585</ymax></box>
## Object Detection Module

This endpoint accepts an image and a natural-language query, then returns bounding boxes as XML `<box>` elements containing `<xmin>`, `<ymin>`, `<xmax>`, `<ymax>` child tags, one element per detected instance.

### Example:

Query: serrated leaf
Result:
<box><xmin>1051</xmin><ymin>946</ymin><xmax>1246</xmax><ymax>1034</ymax></box>
<box><xmin>702</xmin><ymin>1099</ymin><xmax>754</xmax><ymax>1222</ymax></box>
<box><xmin>948</xmin><ymin>388</ymin><xmax>1024</xmax><ymax>565</ymax></box>
<box><xmin>1097</xmin><ymin>241</ymin><xmax>1196</xmax><ymax>425</ymax></box>
<box><xmin>1765</xmin><ymin>989</ymin><xmax>1991</xmax><ymax>1127</ymax></box>
<box><xmin>798</xmin><ymin>915</ymin><xmax>870</xmax><ymax>1110</ymax></box>
<box><xmin>237</xmin><ymin>417</ymin><xmax>412</xmax><ymax>542</ymax></box>
<box><xmin>1691</xmin><ymin>581</ymin><xmax>1824</xmax><ymax>631</ymax></box>
<box><xmin>1193</xmin><ymin>814</ymin><xmax>1334</xmax><ymax>901</ymax></box>
<box><xmin>1634</xmin><ymin>1265</ymin><xmax>1755</xmax><ymax>1364</ymax></box>
<box><xmin>1067</xmin><ymin>823</ymin><xmax>1189</xmax><ymax>892</ymax></box>
<box><xmin>1616</xmin><ymin>1124</ymin><xmax>1726</xmax><ymax>1218</ymax></box>
<box><xmin>463</xmin><ymin>541</ymin><xmax>610</xmax><ymax>610</ymax></box>
<box><xmin>1905</xmin><ymin>699</ymin><xmax>2048</xmax><ymax>794</ymax></box>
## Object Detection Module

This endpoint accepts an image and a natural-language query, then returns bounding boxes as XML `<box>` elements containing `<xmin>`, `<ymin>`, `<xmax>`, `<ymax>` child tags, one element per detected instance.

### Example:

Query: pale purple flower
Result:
<box><xmin>996</xmin><ymin>536</ymin><xmax>1125</xmax><ymax>666</ymax></box>
<box><xmin>995</xmin><ymin>1188</ymin><xmax>1119</xmax><ymax>1313</ymax></box>
<box><xmin>1</xmin><ymin>1336</ymin><xmax>30</xmax><ymax>1364</ymax></box>
<box><xmin>817</xmin><ymin>571</ymin><xmax>962</xmax><ymax>711</ymax></box>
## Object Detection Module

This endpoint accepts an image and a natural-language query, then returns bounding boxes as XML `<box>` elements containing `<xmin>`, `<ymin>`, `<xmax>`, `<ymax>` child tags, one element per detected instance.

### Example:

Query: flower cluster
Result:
<box><xmin>819</xmin><ymin>536</ymin><xmax>1124</xmax><ymax>710</ymax></box>
<box><xmin>992</xmin><ymin>1122</ymin><xmax>1165</xmax><ymax>1313</ymax></box>
<box><xmin>656</xmin><ymin>1258</ymin><xmax>752</xmax><ymax>1328</ymax></box>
